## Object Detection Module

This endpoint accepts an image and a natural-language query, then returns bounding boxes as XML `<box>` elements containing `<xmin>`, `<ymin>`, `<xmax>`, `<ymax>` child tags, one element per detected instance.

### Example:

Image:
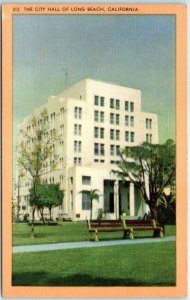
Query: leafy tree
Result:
<box><xmin>41</xmin><ymin>183</ymin><xmax>64</xmax><ymax>220</ymax></box>
<box><xmin>17</xmin><ymin>109</ymin><xmax>59</xmax><ymax>236</ymax></box>
<box><xmin>80</xmin><ymin>189</ymin><xmax>100</xmax><ymax>220</ymax></box>
<box><xmin>29</xmin><ymin>183</ymin><xmax>64</xmax><ymax>222</ymax></box>
<box><xmin>114</xmin><ymin>140</ymin><xmax>176</xmax><ymax>224</ymax></box>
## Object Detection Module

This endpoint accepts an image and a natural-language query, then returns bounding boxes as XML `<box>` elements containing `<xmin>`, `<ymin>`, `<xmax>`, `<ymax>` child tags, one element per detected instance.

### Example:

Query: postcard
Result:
<box><xmin>2</xmin><ymin>3</ymin><xmax>187</xmax><ymax>298</ymax></box>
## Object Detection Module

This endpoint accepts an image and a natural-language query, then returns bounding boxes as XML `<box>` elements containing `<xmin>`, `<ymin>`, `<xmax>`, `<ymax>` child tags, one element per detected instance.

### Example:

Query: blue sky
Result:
<box><xmin>13</xmin><ymin>14</ymin><xmax>176</xmax><ymax>161</ymax></box>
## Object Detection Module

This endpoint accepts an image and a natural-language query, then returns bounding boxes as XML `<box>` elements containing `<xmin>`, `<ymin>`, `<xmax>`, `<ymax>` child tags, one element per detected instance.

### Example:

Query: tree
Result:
<box><xmin>80</xmin><ymin>189</ymin><xmax>100</xmax><ymax>220</ymax></box>
<box><xmin>17</xmin><ymin>109</ymin><xmax>59</xmax><ymax>236</ymax></box>
<box><xmin>114</xmin><ymin>140</ymin><xmax>176</xmax><ymax>224</ymax></box>
<box><xmin>29</xmin><ymin>183</ymin><xmax>64</xmax><ymax>222</ymax></box>
<box><xmin>41</xmin><ymin>183</ymin><xmax>64</xmax><ymax>220</ymax></box>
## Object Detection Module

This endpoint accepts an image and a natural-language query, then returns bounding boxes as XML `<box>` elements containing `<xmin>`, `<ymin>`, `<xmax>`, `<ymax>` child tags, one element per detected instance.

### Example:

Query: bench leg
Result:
<box><xmin>123</xmin><ymin>229</ymin><xmax>134</xmax><ymax>240</ymax></box>
<box><xmin>153</xmin><ymin>229</ymin><xmax>164</xmax><ymax>238</ymax></box>
<box><xmin>159</xmin><ymin>228</ymin><xmax>164</xmax><ymax>238</ymax></box>
<box><xmin>129</xmin><ymin>229</ymin><xmax>134</xmax><ymax>240</ymax></box>
<box><xmin>90</xmin><ymin>231</ymin><xmax>99</xmax><ymax>242</ymax></box>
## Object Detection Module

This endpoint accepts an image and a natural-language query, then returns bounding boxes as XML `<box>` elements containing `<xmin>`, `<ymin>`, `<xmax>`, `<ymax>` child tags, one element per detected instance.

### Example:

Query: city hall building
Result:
<box><xmin>16</xmin><ymin>79</ymin><xmax>158</xmax><ymax>221</ymax></box>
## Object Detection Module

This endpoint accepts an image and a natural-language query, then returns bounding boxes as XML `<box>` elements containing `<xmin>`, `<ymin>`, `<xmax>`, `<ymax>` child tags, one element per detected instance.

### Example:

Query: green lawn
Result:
<box><xmin>12</xmin><ymin>241</ymin><xmax>176</xmax><ymax>286</ymax></box>
<box><xmin>13</xmin><ymin>222</ymin><xmax>176</xmax><ymax>246</ymax></box>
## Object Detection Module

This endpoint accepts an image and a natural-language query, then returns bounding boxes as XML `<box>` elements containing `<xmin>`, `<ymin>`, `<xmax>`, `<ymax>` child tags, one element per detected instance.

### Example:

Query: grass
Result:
<box><xmin>12</xmin><ymin>241</ymin><xmax>176</xmax><ymax>286</ymax></box>
<box><xmin>13</xmin><ymin>222</ymin><xmax>176</xmax><ymax>246</ymax></box>
<box><xmin>12</xmin><ymin>222</ymin><xmax>176</xmax><ymax>246</ymax></box>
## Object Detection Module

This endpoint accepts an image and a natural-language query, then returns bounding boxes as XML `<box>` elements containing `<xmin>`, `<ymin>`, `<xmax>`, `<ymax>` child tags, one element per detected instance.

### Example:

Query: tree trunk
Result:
<box><xmin>149</xmin><ymin>202</ymin><xmax>158</xmax><ymax>224</ymax></box>
<box><xmin>49</xmin><ymin>206</ymin><xmax>52</xmax><ymax>220</ymax></box>
<box><xmin>31</xmin><ymin>205</ymin><xmax>36</xmax><ymax>238</ymax></box>
<box><xmin>39</xmin><ymin>207</ymin><xmax>45</xmax><ymax>224</ymax></box>
<box><xmin>90</xmin><ymin>200</ymin><xmax>93</xmax><ymax>220</ymax></box>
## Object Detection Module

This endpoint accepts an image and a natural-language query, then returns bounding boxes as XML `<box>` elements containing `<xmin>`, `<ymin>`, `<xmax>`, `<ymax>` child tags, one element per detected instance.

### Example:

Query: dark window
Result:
<box><xmin>100</xmin><ymin>97</ymin><xmax>105</xmax><ymax>107</ymax></box>
<box><xmin>82</xmin><ymin>193</ymin><xmax>91</xmax><ymax>210</ymax></box>
<box><xmin>110</xmin><ymin>98</ymin><xmax>114</xmax><ymax>108</ymax></box>
<box><xmin>94</xmin><ymin>95</ymin><xmax>99</xmax><ymax>106</ymax></box>
<box><xmin>116</xmin><ymin>99</ymin><xmax>120</xmax><ymax>110</ymax></box>
<box><xmin>125</xmin><ymin>101</ymin><xmax>129</xmax><ymax>111</ymax></box>
<box><xmin>130</xmin><ymin>102</ymin><xmax>134</xmax><ymax>112</ymax></box>
<box><xmin>82</xmin><ymin>176</ymin><xmax>91</xmax><ymax>185</ymax></box>
<box><xmin>109</xmin><ymin>193</ymin><xmax>114</xmax><ymax>213</ymax></box>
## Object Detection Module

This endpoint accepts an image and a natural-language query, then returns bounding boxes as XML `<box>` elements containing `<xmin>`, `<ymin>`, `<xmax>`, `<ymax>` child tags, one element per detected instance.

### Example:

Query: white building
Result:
<box><xmin>16</xmin><ymin>79</ymin><xmax>158</xmax><ymax>221</ymax></box>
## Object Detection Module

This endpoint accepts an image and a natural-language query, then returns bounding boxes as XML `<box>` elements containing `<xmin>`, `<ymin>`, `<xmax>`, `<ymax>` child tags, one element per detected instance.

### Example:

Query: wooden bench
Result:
<box><xmin>124</xmin><ymin>219</ymin><xmax>164</xmax><ymax>238</ymax></box>
<box><xmin>87</xmin><ymin>219</ymin><xmax>133</xmax><ymax>242</ymax></box>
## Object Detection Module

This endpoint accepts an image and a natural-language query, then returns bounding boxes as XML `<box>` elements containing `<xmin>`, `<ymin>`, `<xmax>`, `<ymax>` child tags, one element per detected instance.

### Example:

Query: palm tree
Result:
<box><xmin>80</xmin><ymin>189</ymin><xmax>100</xmax><ymax>220</ymax></box>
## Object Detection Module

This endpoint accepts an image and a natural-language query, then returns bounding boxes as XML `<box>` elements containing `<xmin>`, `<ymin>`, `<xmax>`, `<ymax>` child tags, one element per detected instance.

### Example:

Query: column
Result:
<box><xmin>129</xmin><ymin>182</ymin><xmax>135</xmax><ymax>217</ymax></box>
<box><xmin>114</xmin><ymin>180</ymin><xmax>119</xmax><ymax>219</ymax></box>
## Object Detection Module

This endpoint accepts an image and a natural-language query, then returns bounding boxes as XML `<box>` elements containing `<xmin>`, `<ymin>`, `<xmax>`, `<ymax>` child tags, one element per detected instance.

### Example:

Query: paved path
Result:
<box><xmin>13</xmin><ymin>236</ymin><xmax>176</xmax><ymax>253</ymax></box>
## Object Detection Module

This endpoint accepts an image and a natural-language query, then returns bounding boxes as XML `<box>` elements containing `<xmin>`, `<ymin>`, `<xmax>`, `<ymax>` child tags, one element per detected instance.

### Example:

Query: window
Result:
<box><xmin>74</xmin><ymin>141</ymin><xmax>77</xmax><ymax>152</ymax></box>
<box><xmin>74</xmin><ymin>107</ymin><xmax>78</xmax><ymax>118</ymax></box>
<box><xmin>78</xmin><ymin>124</ymin><xmax>82</xmax><ymax>135</ymax></box>
<box><xmin>82</xmin><ymin>176</ymin><xmax>91</xmax><ymax>185</ymax></box>
<box><xmin>94</xmin><ymin>95</ymin><xmax>99</xmax><ymax>106</ymax></box>
<box><xmin>79</xmin><ymin>107</ymin><xmax>82</xmax><ymax>119</ymax></box>
<box><xmin>78</xmin><ymin>141</ymin><xmax>81</xmax><ymax>152</ymax></box>
<box><xmin>146</xmin><ymin>133</ymin><xmax>152</xmax><ymax>143</ymax></box>
<box><xmin>110</xmin><ymin>113</ymin><xmax>114</xmax><ymax>124</ymax></box>
<box><xmin>100</xmin><ymin>128</ymin><xmax>104</xmax><ymax>139</ymax></box>
<box><xmin>100</xmin><ymin>97</ymin><xmax>105</xmax><ymax>107</ymax></box>
<box><xmin>116</xmin><ymin>130</ymin><xmax>120</xmax><ymax>140</ymax></box>
<box><xmin>74</xmin><ymin>124</ymin><xmax>78</xmax><ymax>135</ymax></box>
<box><xmin>110</xmin><ymin>129</ymin><xmax>114</xmax><ymax>140</ymax></box>
<box><xmin>130</xmin><ymin>116</ymin><xmax>134</xmax><ymax>127</ymax></box>
<box><xmin>116</xmin><ymin>114</ymin><xmax>120</xmax><ymax>125</ymax></box>
<box><xmin>94</xmin><ymin>159</ymin><xmax>99</xmax><ymax>162</ymax></box>
<box><xmin>116</xmin><ymin>99</ymin><xmax>120</xmax><ymax>110</ymax></box>
<box><xmin>94</xmin><ymin>143</ymin><xmax>99</xmax><ymax>155</ymax></box>
<box><xmin>94</xmin><ymin>127</ymin><xmax>99</xmax><ymax>138</ymax></box>
<box><xmin>100</xmin><ymin>144</ymin><xmax>105</xmax><ymax>156</ymax></box>
<box><xmin>146</xmin><ymin>118</ymin><xmax>152</xmax><ymax>129</ymax></box>
<box><xmin>110</xmin><ymin>145</ymin><xmax>115</xmax><ymax>156</ymax></box>
<box><xmin>74</xmin><ymin>107</ymin><xmax>82</xmax><ymax>119</ymax></box>
<box><xmin>131</xmin><ymin>132</ymin><xmax>135</xmax><ymax>142</ymax></box>
<box><xmin>74</xmin><ymin>141</ymin><xmax>81</xmax><ymax>152</ymax></box>
<box><xmin>110</xmin><ymin>98</ymin><xmax>114</xmax><ymax>108</ymax></box>
<box><xmin>125</xmin><ymin>101</ymin><xmax>129</xmax><ymax>111</ymax></box>
<box><xmin>130</xmin><ymin>102</ymin><xmax>134</xmax><ymax>112</ymax></box>
<box><xmin>100</xmin><ymin>111</ymin><xmax>104</xmax><ymax>123</ymax></box>
<box><xmin>100</xmin><ymin>160</ymin><xmax>105</xmax><ymax>163</ymax></box>
<box><xmin>74</xmin><ymin>157</ymin><xmax>81</xmax><ymax>165</ymax></box>
<box><xmin>116</xmin><ymin>145</ymin><xmax>120</xmax><ymax>156</ymax></box>
<box><xmin>82</xmin><ymin>193</ymin><xmax>90</xmax><ymax>210</ymax></box>
<box><xmin>125</xmin><ymin>131</ymin><xmax>129</xmax><ymax>142</ymax></box>
<box><xmin>94</xmin><ymin>111</ymin><xmax>99</xmax><ymax>122</ymax></box>
<box><xmin>125</xmin><ymin>115</ymin><xmax>129</xmax><ymax>126</ymax></box>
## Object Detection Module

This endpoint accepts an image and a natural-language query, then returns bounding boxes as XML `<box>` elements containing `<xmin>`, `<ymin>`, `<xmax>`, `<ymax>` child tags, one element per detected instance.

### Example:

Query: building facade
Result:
<box><xmin>16</xmin><ymin>79</ymin><xmax>158</xmax><ymax>221</ymax></box>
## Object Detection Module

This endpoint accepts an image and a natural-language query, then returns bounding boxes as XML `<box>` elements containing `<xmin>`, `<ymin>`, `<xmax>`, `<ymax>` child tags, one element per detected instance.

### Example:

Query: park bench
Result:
<box><xmin>124</xmin><ymin>219</ymin><xmax>165</xmax><ymax>238</ymax></box>
<box><xmin>87</xmin><ymin>219</ymin><xmax>133</xmax><ymax>242</ymax></box>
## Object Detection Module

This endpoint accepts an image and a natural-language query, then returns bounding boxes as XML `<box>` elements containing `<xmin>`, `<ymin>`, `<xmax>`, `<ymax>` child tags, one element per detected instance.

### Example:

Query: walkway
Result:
<box><xmin>13</xmin><ymin>236</ymin><xmax>176</xmax><ymax>253</ymax></box>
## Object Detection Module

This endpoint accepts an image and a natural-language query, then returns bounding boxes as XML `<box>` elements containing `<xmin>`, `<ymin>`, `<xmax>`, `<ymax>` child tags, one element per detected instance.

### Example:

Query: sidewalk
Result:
<box><xmin>13</xmin><ymin>236</ymin><xmax>176</xmax><ymax>253</ymax></box>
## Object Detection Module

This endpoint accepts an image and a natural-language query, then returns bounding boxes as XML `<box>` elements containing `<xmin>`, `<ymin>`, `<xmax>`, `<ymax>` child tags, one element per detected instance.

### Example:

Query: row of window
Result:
<box><xmin>94</xmin><ymin>96</ymin><xmax>135</xmax><ymax>112</ymax></box>
<box><xmin>94</xmin><ymin>111</ymin><xmax>137</xmax><ymax>127</ymax></box>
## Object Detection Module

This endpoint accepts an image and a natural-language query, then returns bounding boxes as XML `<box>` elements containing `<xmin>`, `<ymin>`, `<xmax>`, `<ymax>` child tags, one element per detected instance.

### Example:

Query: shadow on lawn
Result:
<box><xmin>12</xmin><ymin>272</ymin><xmax>175</xmax><ymax>287</ymax></box>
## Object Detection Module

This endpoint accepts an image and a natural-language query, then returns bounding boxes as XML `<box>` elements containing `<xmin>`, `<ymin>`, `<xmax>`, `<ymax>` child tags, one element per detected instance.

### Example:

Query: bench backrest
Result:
<box><xmin>87</xmin><ymin>219</ymin><xmax>157</xmax><ymax>229</ymax></box>
<box><xmin>87</xmin><ymin>219</ymin><xmax>124</xmax><ymax>229</ymax></box>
